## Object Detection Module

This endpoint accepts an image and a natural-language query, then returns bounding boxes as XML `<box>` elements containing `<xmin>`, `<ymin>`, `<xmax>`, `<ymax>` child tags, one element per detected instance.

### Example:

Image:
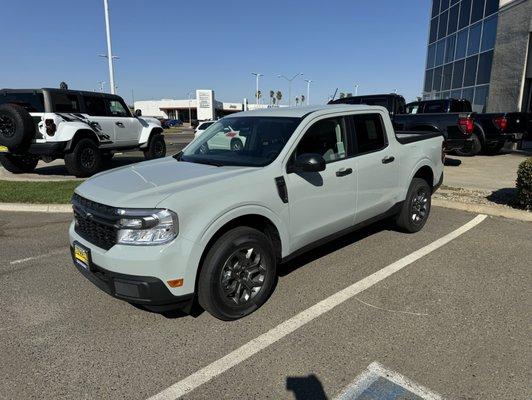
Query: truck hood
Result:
<box><xmin>75</xmin><ymin>157</ymin><xmax>256</xmax><ymax>208</ymax></box>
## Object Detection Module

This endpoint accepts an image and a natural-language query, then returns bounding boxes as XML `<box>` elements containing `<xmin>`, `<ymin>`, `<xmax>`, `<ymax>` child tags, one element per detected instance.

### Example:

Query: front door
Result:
<box><xmin>285</xmin><ymin>116</ymin><xmax>356</xmax><ymax>252</ymax></box>
<box><xmin>82</xmin><ymin>95</ymin><xmax>116</xmax><ymax>145</ymax></box>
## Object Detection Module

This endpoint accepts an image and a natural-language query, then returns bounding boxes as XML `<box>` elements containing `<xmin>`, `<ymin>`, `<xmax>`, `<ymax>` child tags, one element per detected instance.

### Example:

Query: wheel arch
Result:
<box><xmin>64</xmin><ymin>129</ymin><xmax>100</xmax><ymax>152</ymax></box>
<box><xmin>139</xmin><ymin>126</ymin><xmax>163</xmax><ymax>148</ymax></box>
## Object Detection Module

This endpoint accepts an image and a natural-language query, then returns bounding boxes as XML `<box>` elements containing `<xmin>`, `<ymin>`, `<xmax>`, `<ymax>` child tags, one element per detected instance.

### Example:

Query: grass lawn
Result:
<box><xmin>0</xmin><ymin>180</ymin><xmax>81</xmax><ymax>204</ymax></box>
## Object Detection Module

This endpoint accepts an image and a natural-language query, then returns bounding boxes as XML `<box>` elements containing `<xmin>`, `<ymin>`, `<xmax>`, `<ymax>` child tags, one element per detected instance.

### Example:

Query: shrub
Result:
<box><xmin>515</xmin><ymin>157</ymin><xmax>532</xmax><ymax>210</ymax></box>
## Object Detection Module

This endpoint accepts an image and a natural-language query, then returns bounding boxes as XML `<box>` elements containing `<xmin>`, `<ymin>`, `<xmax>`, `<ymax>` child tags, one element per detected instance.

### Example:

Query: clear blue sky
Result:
<box><xmin>1</xmin><ymin>0</ymin><xmax>431</xmax><ymax>104</ymax></box>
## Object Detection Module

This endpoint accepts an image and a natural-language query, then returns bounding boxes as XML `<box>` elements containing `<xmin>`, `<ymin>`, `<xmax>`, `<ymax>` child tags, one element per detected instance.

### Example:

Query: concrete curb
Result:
<box><xmin>0</xmin><ymin>203</ymin><xmax>72</xmax><ymax>213</ymax></box>
<box><xmin>433</xmin><ymin>198</ymin><xmax>532</xmax><ymax>222</ymax></box>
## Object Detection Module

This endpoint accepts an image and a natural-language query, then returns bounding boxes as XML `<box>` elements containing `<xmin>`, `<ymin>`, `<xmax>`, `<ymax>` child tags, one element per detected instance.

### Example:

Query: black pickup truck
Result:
<box><xmin>329</xmin><ymin>94</ymin><xmax>474</xmax><ymax>153</ymax></box>
<box><xmin>404</xmin><ymin>98</ymin><xmax>529</xmax><ymax>156</ymax></box>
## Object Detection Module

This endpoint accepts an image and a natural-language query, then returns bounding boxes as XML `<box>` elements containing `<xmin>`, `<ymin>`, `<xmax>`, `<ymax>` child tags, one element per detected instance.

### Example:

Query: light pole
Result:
<box><xmin>98</xmin><ymin>81</ymin><xmax>105</xmax><ymax>93</ymax></box>
<box><xmin>187</xmin><ymin>90</ymin><xmax>194</xmax><ymax>126</ymax></box>
<box><xmin>354</xmin><ymin>84</ymin><xmax>359</xmax><ymax>96</ymax></box>
<box><xmin>304</xmin><ymin>79</ymin><xmax>313</xmax><ymax>105</ymax></box>
<box><xmin>251</xmin><ymin>72</ymin><xmax>263</xmax><ymax>105</ymax></box>
<box><xmin>99</xmin><ymin>53</ymin><xmax>119</xmax><ymax>93</ymax></box>
<box><xmin>278</xmin><ymin>73</ymin><xmax>303</xmax><ymax>106</ymax></box>
<box><xmin>102</xmin><ymin>0</ymin><xmax>116</xmax><ymax>94</ymax></box>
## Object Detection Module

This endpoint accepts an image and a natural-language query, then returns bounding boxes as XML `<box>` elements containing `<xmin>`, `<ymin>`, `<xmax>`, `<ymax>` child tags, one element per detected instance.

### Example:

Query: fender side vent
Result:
<box><xmin>275</xmin><ymin>176</ymin><xmax>289</xmax><ymax>203</ymax></box>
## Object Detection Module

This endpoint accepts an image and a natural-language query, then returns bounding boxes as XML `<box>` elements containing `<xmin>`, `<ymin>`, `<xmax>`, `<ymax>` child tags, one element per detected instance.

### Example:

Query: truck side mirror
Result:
<box><xmin>134</xmin><ymin>109</ymin><xmax>142</xmax><ymax>117</ymax></box>
<box><xmin>293</xmin><ymin>153</ymin><xmax>326</xmax><ymax>173</ymax></box>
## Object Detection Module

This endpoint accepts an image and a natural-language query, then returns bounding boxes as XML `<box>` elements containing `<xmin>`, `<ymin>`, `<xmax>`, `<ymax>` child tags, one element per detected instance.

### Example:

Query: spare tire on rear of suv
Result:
<box><xmin>0</xmin><ymin>103</ymin><xmax>35</xmax><ymax>152</ymax></box>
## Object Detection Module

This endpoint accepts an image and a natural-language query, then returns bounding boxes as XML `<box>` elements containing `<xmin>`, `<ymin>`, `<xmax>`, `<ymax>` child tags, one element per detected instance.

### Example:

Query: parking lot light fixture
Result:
<box><xmin>102</xmin><ymin>0</ymin><xmax>116</xmax><ymax>94</ymax></box>
<box><xmin>304</xmin><ymin>79</ymin><xmax>313</xmax><ymax>105</ymax></box>
<box><xmin>251</xmin><ymin>72</ymin><xmax>263</xmax><ymax>105</ymax></box>
<box><xmin>278</xmin><ymin>73</ymin><xmax>303</xmax><ymax>107</ymax></box>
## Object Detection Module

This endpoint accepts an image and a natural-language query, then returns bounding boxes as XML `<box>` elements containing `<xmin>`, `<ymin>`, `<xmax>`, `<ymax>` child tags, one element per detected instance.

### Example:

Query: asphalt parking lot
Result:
<box><xmin>0</xmin><ymin>207</ymin><xmax>530</xmax><ymax>400</ymax></box>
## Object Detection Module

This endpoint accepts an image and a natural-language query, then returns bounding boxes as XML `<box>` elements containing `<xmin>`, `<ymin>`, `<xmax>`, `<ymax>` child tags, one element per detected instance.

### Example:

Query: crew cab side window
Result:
<box><xmin>51</xmin><ymin>92</ymin><xmax>80</xmax><ymax>113</ymax></box>
<box><xmin>351</xmin><ymin>114</ymin><xmax>386</xmax><ymax>155</ymax></box>
<box><xmin>83</xmin><ymin>96</ymin><xmax>108</xmax><ymax>116</ymax></box>
<box><xmin>295</xmin><ymin>117</ymin><xmax>348</xmax><ymax>163</ymax></box>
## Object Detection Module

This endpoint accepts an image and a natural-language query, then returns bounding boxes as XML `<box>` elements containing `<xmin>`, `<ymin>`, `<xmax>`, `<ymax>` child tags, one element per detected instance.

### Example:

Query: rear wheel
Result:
<box><xmin>0</xmin><ymin>153</ymin><xmax>38</xmax><ymax>173</ymax></box>
<box><xmin>455</xmin><ymin>132</ymin><xmax>481</xmax><ymax>156</ymax></box>
<box><xmin>483</xmin><ymin>141</ymin><xmax>505</xmax><ymax>155</ymax></box>
<box><xmin>198</xmin><ymin>227</ymin><xmax>277</xmax><ymax>320</ymax></box>
<box><xmin>64</xmin><ymin>138</ymin><xmax>102</xmax><ymax>177</ymax></box>
<box><xmin>143</xmin><ymin>134</ymin><xmax>166</xmax><ymax>160</ymax></box>
<box><xmin>396</xmin><ymin>178</ymin><xmax>432</xmax><ymax>233</ymax></box>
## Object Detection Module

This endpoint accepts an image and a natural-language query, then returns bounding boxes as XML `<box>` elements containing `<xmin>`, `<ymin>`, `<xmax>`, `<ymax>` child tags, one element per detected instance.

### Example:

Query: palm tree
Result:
<box><xmin>256</xmin><ymin>90</ymin><xmax>262</xmax><ymax>104</ymax></box>
<box><xmin>269</xmin><ymin>90</ymin><xmax>275</xmax><ymax>106</ymax></box>
<box><xmin>301</xmin><ymin>94</ymin><xmax>306</xmax><ymax>105</ymax></box>
<box><xmin>276</xmin><ymin>91</ymin><xmax>283</xmax><ymax>105</ymax></box>
<box><xmin>295</xmin><ymin>97</ymin><xmax>300</xmax><ymax>106</ymax></box>
<box><xmin>339</xmin><ymin>92</ymin><xmax>346</xmax><ymax>99</ymax></box>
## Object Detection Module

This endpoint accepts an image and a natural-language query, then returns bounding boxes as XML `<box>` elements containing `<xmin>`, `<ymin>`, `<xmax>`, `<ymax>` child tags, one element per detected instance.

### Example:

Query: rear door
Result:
<box><xmin>106</xmin><ymin>98</ymin><xmax>141</xmax><ymax>146</ymax></box>
<box><xmin>285</xmin><ymin>115</ymin><xmax>357</xmax><ymax>251</ymax></box>
<box><xmin>349</xmin><ymin>113</ymin><xmax>399</xmax><ymax>224</ymax></box>
<box><xmin>82</xmin><ymin>95</ymin><xmax>116</xmax><ymax>145</ymax></box>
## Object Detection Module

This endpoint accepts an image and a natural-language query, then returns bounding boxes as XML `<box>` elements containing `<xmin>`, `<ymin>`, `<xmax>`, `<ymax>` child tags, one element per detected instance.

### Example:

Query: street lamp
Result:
<box><xmin>354</xmin><ymin>84</ymin><xmax>359</xmax><ymax>96</ymax></box>
<box><xmin>187</xmin><ymin>90</ymin><xmax>194</xmax><ymax>126</ymax></box>
<box><xmin>304</xmin><ymin>79</ymin><xmax>313</xmax><ymax>105</ymax></box>
<box><xmin>277</xmin><ymin>73</ymin><xmax>303</xmax><ymax>107</ymax></box>
<box><xmin>101</xmin><ymin>0</ymin><xmax>117</xmax><ymax>94</ymax></box>
<box><xmin>251</xmin><ymin>72</ymin><xmax>263</xmax><ymax>105</ymax></box>
<box><xmin>98</xmin><ymin>81</ymin><xmax>105</xmax><ymax>93</ymax></box>
<box><xmin>99</xmin><ymin>54</ymin><xmax>119</xmax><ymax>93</ymax></box>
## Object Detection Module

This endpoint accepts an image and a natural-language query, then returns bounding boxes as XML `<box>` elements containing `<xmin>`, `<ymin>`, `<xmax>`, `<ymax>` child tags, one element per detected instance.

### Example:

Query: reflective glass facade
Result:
<box><xmin>424</xmin><ymin>0</ymin><xmax>499</xmax><ymax>111</ymax></box>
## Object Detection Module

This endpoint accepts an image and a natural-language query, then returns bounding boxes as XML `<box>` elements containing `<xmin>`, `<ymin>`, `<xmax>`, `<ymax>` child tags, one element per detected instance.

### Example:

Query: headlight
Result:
<box><xmin>116</xmin><ymin>209</ymin><xmax>178</xmax><ymax>246</ymax></box>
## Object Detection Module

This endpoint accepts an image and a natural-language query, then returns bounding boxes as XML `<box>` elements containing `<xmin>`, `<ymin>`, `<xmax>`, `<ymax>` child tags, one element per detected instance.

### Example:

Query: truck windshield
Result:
<box><xmin>0</xmin><ymin>92</ymin><xmax>45</xmax><ymax>112</ymax></box>
<box><xmin>181</xmin><ymin>116</ymin><xmax>300</xmax><ymax>167</ymax></box>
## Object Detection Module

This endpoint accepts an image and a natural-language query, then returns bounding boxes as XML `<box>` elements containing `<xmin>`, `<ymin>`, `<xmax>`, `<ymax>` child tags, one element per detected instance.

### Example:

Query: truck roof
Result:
<box><xmin>0</xmin><ymin>88</ymin><xmax>123</xmax><ymax>100</ymax></box>
<box><xmin>232</xmin><ymin>104</ymin><xmax>388</xmax><ymax>118</ymax></box>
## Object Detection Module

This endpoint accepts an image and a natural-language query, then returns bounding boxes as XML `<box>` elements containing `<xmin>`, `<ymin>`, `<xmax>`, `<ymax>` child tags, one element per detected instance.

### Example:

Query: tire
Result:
<box><xmin>483</xmin><ymin>141</ymin><xmax>505</xmax><ymax>155</ymax></box>
<box><xmin>198</xmin><ymin>227</ymin><xmax>277</xmax><ymax>320</ymax></box>
<box><xmin>455</xmin><ymin>132</ymin><xmax>481</xmax><ymax>156</ymax></box>
<box><xmin>143</xmin><ymin>134</ymin><xmax>166</xmax><ymax>160</ymax></box>
<box><xmin>0</xmin><ymin>103</ymin><xmax>35</xmax><ymax>152</ymax></box>
<box><xmin>395</xmin><ymin>178</ymin><xmax>432</xmax><ymax>233</ymax></box>
<box><xmin>64</xmin><ymin>138</ymin><xmax>102</xmax><ymax>177</ymax></box>
<box><xmin>0</xmin><ymin>153</ymin><xmax>38</xmax><ymax>173</ymax></box>
<box><xmin>230</xmin><ymin>138</ymin><xmax>243</xmax><ymax>152</ymax></box>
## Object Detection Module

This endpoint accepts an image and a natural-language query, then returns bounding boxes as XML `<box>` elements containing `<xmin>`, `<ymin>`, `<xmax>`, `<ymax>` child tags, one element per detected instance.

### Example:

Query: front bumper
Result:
<box><xmin>69</xmin><ymin>222</ymin><xmax>203</xmax><ymax>310</ymax></box>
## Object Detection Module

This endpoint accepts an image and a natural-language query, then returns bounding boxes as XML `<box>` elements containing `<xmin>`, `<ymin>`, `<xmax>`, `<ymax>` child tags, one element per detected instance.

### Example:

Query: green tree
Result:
<box><xmin>276</xmin><ymin>91</ymin><xmax>283</xmax><ymax>104</ymax></box>
<box><xmin>269</xmin><ymin>90</ymin><xmax>275</xmax><ymax>105</ymax></box>
<box><xmin>301</xmin><ymin>94</ymin><xmax>306</xmax><ymax>105</ymax></box>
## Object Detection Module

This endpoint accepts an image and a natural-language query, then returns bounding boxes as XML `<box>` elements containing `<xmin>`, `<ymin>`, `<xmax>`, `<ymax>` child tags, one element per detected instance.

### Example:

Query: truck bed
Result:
<box><xmin>395</xmin><ymin>131</ymin><xmax>444</xmax><ymax>144</ymax></box>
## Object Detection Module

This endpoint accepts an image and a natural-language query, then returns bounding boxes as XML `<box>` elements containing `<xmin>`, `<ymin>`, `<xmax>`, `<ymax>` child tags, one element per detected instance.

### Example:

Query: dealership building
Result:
<box><xmin>423</xmin><ymin>0</ymin><xmax>532</xmax><ymax>113</ymax></box>
<box><xmin>134</xmin><ymin>90</ymin><xmax>267</xmax><ymax>122</ymax></box>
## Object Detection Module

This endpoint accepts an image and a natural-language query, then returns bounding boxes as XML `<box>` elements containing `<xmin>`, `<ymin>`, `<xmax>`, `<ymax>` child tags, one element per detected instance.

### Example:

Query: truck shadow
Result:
<box><xmin>286</xmin><ymin>374</ymin><xmax>328</xmax><ymax>400</ymax></box>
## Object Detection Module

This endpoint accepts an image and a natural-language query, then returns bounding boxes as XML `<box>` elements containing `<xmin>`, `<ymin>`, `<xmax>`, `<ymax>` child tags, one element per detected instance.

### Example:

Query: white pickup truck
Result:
<box><xmin>0</xmin><ymin>88</ymin><xmax>165</xmax><ymax>177</ymax></box>
<box><xmin>69</xmin><ymin>104</ymin><xmax>444</xmax><ymax>320</ymax></box>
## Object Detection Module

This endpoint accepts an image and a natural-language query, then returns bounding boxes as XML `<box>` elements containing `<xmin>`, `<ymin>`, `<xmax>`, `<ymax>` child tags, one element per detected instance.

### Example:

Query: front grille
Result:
<box><xmin>72</xmin><ymin>193</ymin><xmax>118</xmax><ymax>250</ymax></box>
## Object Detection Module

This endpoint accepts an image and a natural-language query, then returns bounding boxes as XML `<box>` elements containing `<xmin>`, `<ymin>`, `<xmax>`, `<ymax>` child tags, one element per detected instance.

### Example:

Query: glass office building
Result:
<box><xmin>423</xmin><ymin>0</ymin><xmax>500</xmax><ymax>111</ymax></box>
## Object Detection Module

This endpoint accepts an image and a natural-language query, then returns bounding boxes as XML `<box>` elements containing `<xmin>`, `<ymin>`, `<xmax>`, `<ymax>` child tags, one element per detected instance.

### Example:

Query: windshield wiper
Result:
<box><xmin>190</xmin><ymin>159</ymin><xmax>224</xmax><ymax>167</ymax></box>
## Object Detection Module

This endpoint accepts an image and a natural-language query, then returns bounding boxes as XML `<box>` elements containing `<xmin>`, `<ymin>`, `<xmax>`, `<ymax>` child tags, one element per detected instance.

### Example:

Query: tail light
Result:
<box><xmin>45</xmin><ymin>119</ymin><xmax>56</xmax><ymax>136</ymax></box>
<box><xmin>458</xmin><ymin>117</ymin><xmax>474</xmax><ymax>135</ymax></box>
<box><xmin>493</xmin><ymin>116</ymin><xmax>508</xmax><ymax>132</ymax></box>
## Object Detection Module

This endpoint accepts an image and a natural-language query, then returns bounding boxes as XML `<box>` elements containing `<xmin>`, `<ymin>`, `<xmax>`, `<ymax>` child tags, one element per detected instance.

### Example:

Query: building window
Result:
<box><xmin>430</xmin><ymin>17</ymin><xmax>438</xmax><ymax>43</ymax></box>
<box><xmin>432</xmin><ymin>0</ymin><xmax>441</xmax><ymax>18</ymax></box>
<box><xmin>467</xmin><ymin>22</ymin><xmax>482</xmax><ymax>56</ymax></box>
<box><xmin>470</xmin><ymin>0</ymin><xmax>485</xmax><ymax>24</ymax></box>
<box><xmin>485</xmin><ymin>0</ymin><xmax>499</xmax><ymax>16</ymax></box>
<box><xmin>464</xmin><ymin>55</ymin><xmax>479</xmax><ymax>87</ymax></box>
<box><xmin>451</xmin><ymin>89</ymin><xmax>462</xmax><ymax>98</ymax></box>
<box><xmin>452</xmin><ymin>59</ymin><xmax>465</xmax><ymax>89</ymax></box>
<box><xmin>473</xmin><ymin>85</ymin><xmax>489</xmax><ymax>112</ymax></box>
<box><xmin>459</xmin><ymin>0</ymin><xmax>472</xmax><ymax>30</ymax></box>
<box><xmin>445</xmin><ymin>34</ymin><xmax>456</xmax><ymax>63</ymax></box>
<box><xmin>448</xmin><ymin>4</ymin><xmax>459</xmax><ymax>34</ymax></box>
<box><xmin>481</xmin><ymin>15</ymin><xmax>497</xmax><ymax>51</ymax></box>
<box><xmin>438</xmin><ymin>10</ymin><xmax>449</xmax><ymax>40</ymax></box>
<box><xmin>433</xmin><ymin>66</ymin><xmax>444</xmax><ymax>92</ymax></box>
<box><xmin>441</xmin><ymin>0</ymin><xmax>450</xmax><ymax>12</ymax></box>
<box><xmin>477</xmin><ymin>50</ymin><xmax>493</xmax><ymax>84</ymax></box>
<box><xmin>435</xmin><ymin>39</ymin><xmax>446</xmax><ymax>66</ymax></box>
<box><xmin>456</xmin><ymin>29</ymin><xmax>468</xmax><ymax>59</ymax></box>
<box><xmin>427</xmin><ymin>43</ymin><xmax>436</xmax><ymax>68</ymax></box>
<box><xmin>442</xmin><ymin>63</ymin><xmax>453</xmax><ymax>91</ymax></box>
<box><xmin>424</xmin><ymin>69</ymin><xmax>434</xmax><ymax>93</ymax></box>
<box><xmin>462</xmin><ymin>87</ymin><xmax>474</xmax><ymax>102</ymax></box>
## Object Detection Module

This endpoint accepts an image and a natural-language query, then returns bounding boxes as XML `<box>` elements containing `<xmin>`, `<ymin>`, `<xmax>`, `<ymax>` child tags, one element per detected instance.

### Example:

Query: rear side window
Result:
<box><xmin>0</xmin><ymin>92</ymin><xmax>45</xmax><ymax>112</ymax></box>
<box><xmin>423</xmin><ymin>102</ymin><xmax>446</xmax><ymax>113</ymax></box>
<box><xmin>83</xmin><ymin>96</ymin><xmax>108</xmax><ymax>116</ymax></box>
<box><xmin>351</xmin><ymin>114</ymin><xmax>386</xmax><ymax>154</ymax></box>
<box><xmin>296</xmin><ymin>117</ymin><xmax>348</xmax><ymax>163</ymax></box>
<box><xmin>406</xmin><ymin>103</ymin><xmax>421</xmax><ymax>114</ymax></box>
<box><xmin>51</xmin><ymin>92</ymin><xmax>80</xmax><ymax>113</ymax></box>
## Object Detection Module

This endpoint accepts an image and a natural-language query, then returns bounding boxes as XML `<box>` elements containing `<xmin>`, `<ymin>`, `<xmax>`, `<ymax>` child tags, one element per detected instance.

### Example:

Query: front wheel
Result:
<box><xmin>143</xmin><ymin>134</ymin><xmax>166</xmax><ymax>160</ymax></box>
<box><xmin>0</xmin><ymin>153</ymin><xmax>39</xmax><ymax>173</ymax></box>
<box><xmin>395</xmin><ymin>178</ymin><xmax>432</xmax><ymax>233</ymax></box>
<box><xmin>198</xmin><ymin>227</ymin><xmax>277</xmax><ymax>320</ymax></box>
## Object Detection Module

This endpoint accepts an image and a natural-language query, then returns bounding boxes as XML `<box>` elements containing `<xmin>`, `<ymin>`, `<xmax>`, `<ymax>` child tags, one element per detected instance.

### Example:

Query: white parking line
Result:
<box><xmin>147</xmin><ymin>214</ymin><xmax>487</xmax><ymax>400</ymax></box>
<box><xmin>8</xmin><ymin>249</ymin><xmax>68</xmax><ymax>265</ymax></box>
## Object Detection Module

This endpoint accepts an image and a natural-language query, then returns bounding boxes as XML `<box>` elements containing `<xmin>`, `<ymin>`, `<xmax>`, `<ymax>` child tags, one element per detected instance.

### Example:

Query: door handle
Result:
<box><xmin>382</xmin><ymin>156</ymin><xmax>395</xmax><ymax>164</ymax></box>
<box><xmin>115</xmin><ymin>122</ymin><xmax>124</xmax><ymax>127</ymax></box>
<box><xmin>335</xmin><ymin>167</ymin><xmax>353</xmax><ymax>177</ymax></box>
